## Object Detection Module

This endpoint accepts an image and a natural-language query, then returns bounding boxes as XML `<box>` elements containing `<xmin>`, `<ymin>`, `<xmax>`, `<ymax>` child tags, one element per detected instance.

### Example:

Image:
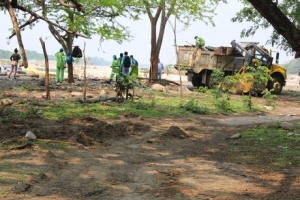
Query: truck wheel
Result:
<box><xmin>206</xmin><ymin>72</ymin><xmax>214</xmax><ymax>89</ymax></box>
<box><xmin>268</xmin><ymin>76</ymin><xmax>283</xmax><ymax>94</ymax></box>
<box><xmin>191</xmin><ymin>76</ymin><xmax>202</xmax><ymax>87</ymax></box>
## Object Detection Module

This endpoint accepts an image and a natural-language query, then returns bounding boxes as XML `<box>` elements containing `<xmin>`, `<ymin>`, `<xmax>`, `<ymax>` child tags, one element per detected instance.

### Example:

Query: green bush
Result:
<box><xmin>262</xmin><ymin>89</ymin><xmax>277</xmax><ymax>106</ymax></box>
<box><xmin>196</xmin><ymin>86</ymin><xmax>210</xmax><ymax>94</ymax></box>
<box><xmin>214</xmin><ymin>98</ymin><xmax>232</xmax><ymax>112</ymax></box>
<box><xmin>180</xmin><ymin>99</ymin><xmax>208</xmax><ymax>114</ymax></box>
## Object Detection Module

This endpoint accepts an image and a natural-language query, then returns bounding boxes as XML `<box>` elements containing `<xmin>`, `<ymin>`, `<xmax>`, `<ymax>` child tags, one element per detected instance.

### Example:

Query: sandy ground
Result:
<box><xmin>25</xmin><ymin>59</ymin><xmax>300</xmax><ymax>87</ymax></box>
<box><xmin>69</xmin><ymin>65</ymin><xmax>185</xmax><ymax>83</ymax></box>
<box><xmin>1</xmin><ymin>64</ymin><xmax>300</xmax><ymax>200</ymax></box>
<box><xmin>6</xmin><ymin>58</ymin><xmax>298</xmax><ymax>89</ymax></box>
<box><xmin>285</xmin><ymin>74</ymin><xmax>300</xmax><ymax>91</ymax></box>
<box><xmin>21</xmin><ymin>59</ymin><xmax>184</xmax><ymax>80</ymax></box>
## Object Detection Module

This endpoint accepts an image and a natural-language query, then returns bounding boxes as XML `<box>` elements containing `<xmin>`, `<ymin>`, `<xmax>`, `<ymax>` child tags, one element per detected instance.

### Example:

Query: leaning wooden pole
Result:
<box><xmin>39</xmin><ymin>37</ymin><xmax>50</xmax><ymax>100</ymax></box>
<box><xmin>7</xmin><ymin>5</ymin><xmax>28</xmax><ymax>68</ymax></box>
<box><xmin>83</xmin><ymin>41</ymin><xmax>87</xmax><ymax>101</ymax></box>
<box><xmin>173</xmin><ymin>18</ymin><xmax>183</xmax><ymax>98</ymax></box>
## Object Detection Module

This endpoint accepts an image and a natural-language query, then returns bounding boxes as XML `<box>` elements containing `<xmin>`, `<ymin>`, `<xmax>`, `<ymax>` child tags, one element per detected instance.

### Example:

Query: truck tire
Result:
<box><xmin>206</xmin><ymin>72</ymin><xmax>214</xmax><ymax>89</ymax></box>
<box><xmin>191</xmin><ymin>76</ymin><xmax>203</xmax><ymax>87</ymax></box>
<box><xmin>268</xmin><ymin>76</ymin><xmax>283</xmax><ymax>94</ymax></box>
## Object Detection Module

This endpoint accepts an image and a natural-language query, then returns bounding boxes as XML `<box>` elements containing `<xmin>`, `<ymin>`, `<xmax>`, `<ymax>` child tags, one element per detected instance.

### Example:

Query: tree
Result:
<box><xmin>1</xmin><ymin>0</ymin><xmax>135</xmax><ymax>83</ymax></box>
<box><xmin>232</xmin><ymin>0</ymin><xmax>300</xmax><ymax>58</ymax></box>
<box><xmin>38</xmin><ymin>0</ymin><xmax>135</xmax><ymax>83</ymax></box>
<box><xmin>0</xmin><ymin>0</ymin><xmax>28</xmax><ymax>68</ymax></box>
<box><xmin>140</xmin><ymin>0</ymin><xmax>224</xmax><ymax>79</ymax></box>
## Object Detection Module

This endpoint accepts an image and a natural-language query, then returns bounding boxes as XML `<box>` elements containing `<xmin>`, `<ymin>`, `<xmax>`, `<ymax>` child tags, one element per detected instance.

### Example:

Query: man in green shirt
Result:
<box><xmin>107</xmin><ymin>55</ymin><xmax>120</xmax><ymax>84</ymax></box>
<box><xmin>129</xmin><ymin>55</ymin><xmax>138</xmax><ymax>79</ymax></box>
<box><xmin>194</xmin><ymin>36</ymin><xmax>205</xmax><ymax>48</ymax></box>
<box><xmin>55</xmin><ymin>48</ymin><xmax>66</xmax><ymax>83</ymax></box>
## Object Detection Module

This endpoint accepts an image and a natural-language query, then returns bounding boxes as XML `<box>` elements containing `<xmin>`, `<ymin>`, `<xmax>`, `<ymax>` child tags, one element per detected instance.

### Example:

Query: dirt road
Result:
<box><xmin>0</xmin><ymin>74</ymin><xmax>300</xmax><ymax>199</ymax></box>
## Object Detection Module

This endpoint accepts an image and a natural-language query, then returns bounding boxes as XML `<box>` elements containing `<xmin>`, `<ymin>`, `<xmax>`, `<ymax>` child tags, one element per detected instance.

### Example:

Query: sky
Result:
<box><xmin>0</xmin><ymin>1</ymin><xmax>295</xmax><ymax>66</ymax></box>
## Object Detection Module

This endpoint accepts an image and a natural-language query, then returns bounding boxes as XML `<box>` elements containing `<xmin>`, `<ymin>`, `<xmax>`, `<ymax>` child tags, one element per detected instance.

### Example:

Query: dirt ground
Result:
<box><xmin>0</xmin><ymin>74</ymin><xmax>300</xmax><ymax>200</ymax></box>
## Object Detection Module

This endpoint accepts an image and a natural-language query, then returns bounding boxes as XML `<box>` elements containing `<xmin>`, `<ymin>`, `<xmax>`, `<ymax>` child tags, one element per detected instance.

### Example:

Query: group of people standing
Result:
<box><xmin>54</xmin><ymin>48</ymin><xmax>75</xmax><ymax>83</ymax></box>
<box><xmin>7</xmin><ymin>35</ymin><xmax>199</xmax><ymax>82</ymax></box>
<box><xmin>7</xmin><ymin>47</ymin><xmax>72</xmax><ymax>82</ymax></box>
<box><xmin>107</xmin><ymin>51</ymin><xmax>138</xmax><ymax>84</ymax></box>
<box><xmin>7</xmin><ymin>47</ymin><xmax>164</xmax><ymax>82</ymax></box>
<box><xmin>108</xmin><ymin>52</ymin><xmax>165</xmax><ymax>83</ymax></box>
<box><xmin>53</xmin><ymin>48</ymin><xmax>165</xmax><ymax>84</ymax></box>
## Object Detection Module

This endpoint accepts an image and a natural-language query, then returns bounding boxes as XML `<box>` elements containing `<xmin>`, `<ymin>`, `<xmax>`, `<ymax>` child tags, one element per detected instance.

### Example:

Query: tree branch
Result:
<box><xmin>247</xmin><ymin>0</ymin><xmax>300</xmax><ymax>57</ymax></box>
<box><xmin>9</xmin><ymin>16</ymin><xmax>38</xmax><ymax>39</ymax></box>
<box><xmin>8</xmin><ymin>4</ymin><xmax>89</xmax><ymax>39</ymax></box>
<box><xmin>143</xmin><ymin>0</ymin><xmax>154</xmax><ymax>20</ymax></box>
<box><xmin>48</xmin><ymin>23</ymin><xmax>68</xmax><ymax>51</ymax></box>
<box><xmin>57</xmin><ymin>0</ymin><xmax>85</xmax><ymax>13</ymax></box>
<box><xmin>0</xmin><ymin>0</ymin><xmax>9</xmax><ymax>7</ymax></box>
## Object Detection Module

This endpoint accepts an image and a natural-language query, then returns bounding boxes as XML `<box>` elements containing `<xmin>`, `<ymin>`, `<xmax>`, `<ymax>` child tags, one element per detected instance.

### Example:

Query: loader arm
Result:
<box><xmin>230</xmin><ymin>40</ymin><xmax>274</xmax><ymax>69</ymax></box>
<box><xmin>230</xmin><ymin>40</ymin><xmax>254</xmax><ymax>67</ymax></box>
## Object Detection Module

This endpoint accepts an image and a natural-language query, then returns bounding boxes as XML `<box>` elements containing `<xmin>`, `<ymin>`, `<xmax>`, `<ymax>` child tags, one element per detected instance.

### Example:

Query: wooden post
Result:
<box><xmin>39</xmin><ymin>37</ymin><xmax>51</xmax><ymax>100</ymax></box>
<box><xmin>83</xmin><ymin>41</ymin><xmax>87</xmax><ymax>101</ymax></box>
<box><xmin>170</xmin><ymin>17</ymin><xmax>183</xmax><ymax>98</ymax></box>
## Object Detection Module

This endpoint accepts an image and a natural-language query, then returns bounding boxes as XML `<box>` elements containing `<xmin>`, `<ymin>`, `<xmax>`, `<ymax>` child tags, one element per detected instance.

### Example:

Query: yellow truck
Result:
<box><xmin>175</xmin><ymin>40</ymin><xmax>287</xmax><ymax>94</ymax></box>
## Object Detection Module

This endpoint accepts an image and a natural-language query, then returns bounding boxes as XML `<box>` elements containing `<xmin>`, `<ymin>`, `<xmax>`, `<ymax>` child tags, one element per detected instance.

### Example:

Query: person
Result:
<box><xmin>66</xmin><ymin>52</ymin><xmax>74</xmax><ymax>66</ymax></box>
<box><xmin>194</xmin><ymin>36</ymin><xmax>205</xmax><ymax>48</ymax></box>
<box><xmin>130</xmin><ymin>55</ymin><xmax>137</xmax><ymax>66</ymax></box>
<box><xmin>55</xmin><ymin>48</ymin><xmax>66</xmax><ymax>83</ymax></box>
<box><xmin>8</xmin><ymin>48</ymin><xmax>21</xmax><ymax>79</ymax></box>
<box><xmin>129</xmin><ymin>55</ymin><xmax>138</xmax><ymax>78</ymax></box>
<box><xmin>120</xmin><ymin>51</ymin><xmax>131</xmax><ymax>75</ymax></box>
<box><xmin>107</xmin><ymin>55</ymin><xmax>120</xmax><ymax>84</ymax></box>
<box><xmin>157</xmin><ymin>58</ymin><xmax>164</xmax><ymax>79</ymax></box>
<box><xmin>118</xmin><ymin>53</ymin><xmax>123</xmax><ymax>73</ymax></box>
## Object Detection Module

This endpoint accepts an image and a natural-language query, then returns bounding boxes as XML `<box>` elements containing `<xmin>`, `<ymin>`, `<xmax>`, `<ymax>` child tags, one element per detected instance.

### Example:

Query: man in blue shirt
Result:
<box><xmin>158</xmin><ymin>58</ymin><xmax>164</xmax><ymax>79</ymax></box>
<box><xmin>120</xmin><ymin>51</ymin><xmax>131</xmax><ymax>75</ymax></box>
<box><xmin>130</xmin><ymin>55</ymin><xmax>137</xmax><ymax>65</ymax></box>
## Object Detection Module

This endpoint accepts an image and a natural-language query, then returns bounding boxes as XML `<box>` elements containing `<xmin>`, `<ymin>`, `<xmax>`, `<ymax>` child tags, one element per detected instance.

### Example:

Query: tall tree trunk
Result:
<box><xmin>149</xmin><ymin>8</ymin><xmax>169</xmax><ymax>80</ymax></box>
<box><xmin>247</xmin><ymin>0</ymin><xmax>300</xmax><ymax>57</ymax></box>
<box><xmin>66</xmin><ymin>33</ymin><xmax>74</xmax><ymax>83</ymax></box>
<box><xmin>150</xmin><ymin>19</ymin><xmax>159</xmax><ymax>80</ymax></box>
<box><xmin>67</xmin><ymin>63</ymin><xmax>74</xmax><ymax>83</ymax></box>
<box><xmin>7</xmin><ymin>5</ymin><xmax>28</xmax><ymax>68</ymax></box>
<box><xmin>150</xmin><ymin>56</ymin><xmax>159</xmax><ymax>80</ymax></box>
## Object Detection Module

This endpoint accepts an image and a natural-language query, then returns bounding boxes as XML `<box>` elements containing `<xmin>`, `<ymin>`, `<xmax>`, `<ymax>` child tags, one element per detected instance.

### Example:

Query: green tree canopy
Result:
<box><xmin>232</xmin><ymin>0</ymin><xmax>300</xmax><ymax>56</ymax></box>
<box><xmin>1</xmin><ymin>0</ymin><xmax>138</xmax><ymax>82</ymax></box>
<box><xmin>135</xmin><ymin>0</ymin><xmax>226</xmax><ymax>79</ymax></box>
